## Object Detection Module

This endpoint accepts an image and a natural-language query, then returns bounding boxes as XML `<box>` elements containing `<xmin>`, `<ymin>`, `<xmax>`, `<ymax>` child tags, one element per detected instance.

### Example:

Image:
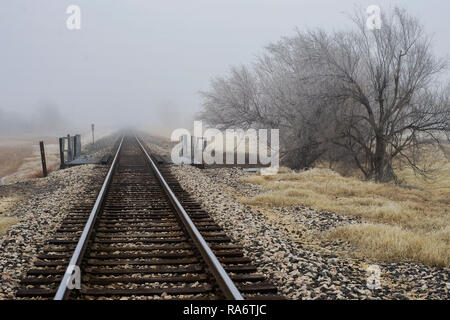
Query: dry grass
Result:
<box><xmin>329</xmin><ymin>224</ymin><xmax>450</xmax><ymax>267</ymax></box>
<box><xmin>0</xmin><ymin>138</ymin><xmax>60</xmax><ymax>184</ymax></box>
<box><xmin>0</xmin><ymin>196</ymin><xmax>19</xmax><ymax>215</ymax></box>
<box><xmin>0</xmin><ymin>217</ymin><xmax>19</xmax><ymax>235</ymax></box>
<box><xmin>241</xmin><ymin>168</ymin><xmax>449</xmax><ymax>231</ymax></box>
<box><xmin>0</xmin><ymin>196</ymin><xmax>20</xmax><ymax>234</ymax></box>
<box><xmin>0</xmin><ymin>144</ymin><xmax>33</xmax><ymax>179</ymax></box>
<box><xmin>395</xmin><ymin>144</ymin><xmax>450</xmax><ymax>198</ymax></box>
<box><xmin>240</xmin><ymin>148</ymin><xmax>450</xmax><ymax>267</ymax></box>
<box><xmin>26</xmin><ymin>163</ymin><xmax>59</xmax><ymax>179</ymax></box>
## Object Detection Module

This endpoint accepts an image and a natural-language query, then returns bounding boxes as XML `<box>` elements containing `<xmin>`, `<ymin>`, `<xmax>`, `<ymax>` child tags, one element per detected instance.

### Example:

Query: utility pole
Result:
<box><xmin>91</xmin><ymin>123</ymin><xmax>95</xmax><ymax>145</ymax></box>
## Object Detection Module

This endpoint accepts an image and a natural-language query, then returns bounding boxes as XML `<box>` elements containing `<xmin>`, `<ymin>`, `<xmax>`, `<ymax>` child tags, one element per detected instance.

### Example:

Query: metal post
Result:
<box><xmin>191</xmin><ymin>136</ymin><xmax>194</xmax><ymax>164</ymax></box>
<box><xmin>193</xmin><ymin>137</ymin><xmax>205</xmax><ymax>165</ymax></box>
<box><xmin>73</xmin><ymin>135</ymin><xmax>77</xmax><ymax>159</ymax></box>
<box><xmin>76</xmin><ymin>134</ymin><xmax>81</xmax><ymax>158</ymax></box>
<box><xmin>91</xmin><ymin>124</ymin><xmax>95</xmax><ymax>145</ymax></box>
<box><xmin>203</xmin><ymin>138</ymin><xmax>207</xmax><ymax>165</ymax></box>
<box><xmin>39</xmin><ymin>141</ymin><xmax>48</xmax><ymax>177</ymax></box>
<box><xmin>181</xmin><ymin>135</ymin><xmax>187</xmax><ymax>158</ymax></box>
<box><xmin>67</xmin><ymin>134</ymin><xmax>73</xmax><ymax>162</ymax></box>
<box><xmin>73</xmin><ymin>134</ymin><xmax>81</xmax><ymax>159</ymax></box>
<box><xmin>59</xmin><ymin>138</ymin><xmax>65</xmax><ymax>169</ymax></box>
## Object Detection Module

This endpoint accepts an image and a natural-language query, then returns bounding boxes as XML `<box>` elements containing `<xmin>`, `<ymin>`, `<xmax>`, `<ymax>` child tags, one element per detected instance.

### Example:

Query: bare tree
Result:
<box><xmin>200</xmin><ymin>38</ymin><xmax>336</xmax><ymax>169</ymax></box>
<box><xmin>200</xmin><ymin>7</ymin><xmax>450</xmax><ymax>182</ymax></box>
<box><xmin>308</xmin><ymin>8</ymin><xmax>449</xmax><ymax>181</ymax></box>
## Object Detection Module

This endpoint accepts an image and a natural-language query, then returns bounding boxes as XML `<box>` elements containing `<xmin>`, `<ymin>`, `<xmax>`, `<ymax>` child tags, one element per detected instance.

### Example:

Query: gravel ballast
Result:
<box><xmin>169</xmin><ymin>165</ymin><xmax>449</xmax><ymax>300</ymax></box>
<box><xmin>1</xmin><ymin>133</ymin><xmax>447</xmax><ymax>300</ymax></box>
<box><xmin>0</xmin><ymin>135</ymin><xmax>116</xmax><ymax>299</ymax></box>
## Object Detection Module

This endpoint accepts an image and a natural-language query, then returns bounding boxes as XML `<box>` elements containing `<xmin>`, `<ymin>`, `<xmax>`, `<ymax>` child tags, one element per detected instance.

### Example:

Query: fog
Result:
<box><xmin>1</xmin><ymin>0</ymin><xmax>449</xmax><ymax>137</ymax></box>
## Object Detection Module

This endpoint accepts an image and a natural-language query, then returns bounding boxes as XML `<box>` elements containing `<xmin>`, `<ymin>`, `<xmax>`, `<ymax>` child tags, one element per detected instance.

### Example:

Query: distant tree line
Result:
<box><xmin>200</xmin><ymin>7</ymin><xmax>450</xmax><ymax>182</ymax></box>
<box><xmin>0</xmin><ymin>103</ymin><xmax>67</xmax><ymax>136</ymax></box>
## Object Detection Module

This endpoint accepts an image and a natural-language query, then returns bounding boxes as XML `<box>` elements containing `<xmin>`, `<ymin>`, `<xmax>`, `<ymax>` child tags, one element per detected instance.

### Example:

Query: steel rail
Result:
<box><xmin>135</xmin><ymin>135</ymin><xmax>244</xmax><ymax>300</ymax></box>
<box><xmin>54</xmin><ymin>135</ymin><xmax>125</xmax><ymax>300</ymax></box>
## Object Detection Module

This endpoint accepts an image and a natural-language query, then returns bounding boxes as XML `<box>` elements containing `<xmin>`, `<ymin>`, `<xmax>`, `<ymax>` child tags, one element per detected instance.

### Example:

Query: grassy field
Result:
<box><xmin>0</xmin><ymin>138</ymin><xmax>60</xmax><ymax>184</ymax></box>
<box><xmin>0</xmin><ymin>142</ymin><xmax>33</xmax><ymax>179</ymax></box>
<box><xmin>240</xmin><ymin>146</ymin><xmax>450</xmax><ymax>267</ymax></box>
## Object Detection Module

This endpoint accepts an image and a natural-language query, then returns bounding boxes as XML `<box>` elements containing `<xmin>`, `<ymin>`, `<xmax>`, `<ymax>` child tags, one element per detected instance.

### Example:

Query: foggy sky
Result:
<box><xmin>1</xmin><ymin>0</ymin><xmax>449</xmax><ymax>135</ymax></box>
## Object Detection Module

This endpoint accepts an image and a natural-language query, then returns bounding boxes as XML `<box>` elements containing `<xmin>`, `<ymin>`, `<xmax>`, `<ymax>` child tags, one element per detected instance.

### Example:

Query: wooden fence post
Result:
<box><xmin>39</xmin><ymin>141</ymin><xmax>48</xmax><ymax>177</ymax></box>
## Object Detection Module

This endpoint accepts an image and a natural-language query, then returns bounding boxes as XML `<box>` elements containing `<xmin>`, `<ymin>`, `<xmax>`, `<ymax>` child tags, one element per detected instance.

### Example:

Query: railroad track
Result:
<box><xmin>17</xmin><ymin>135</ymin><xmax>279</xmax><ymax>300</ymax></box>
